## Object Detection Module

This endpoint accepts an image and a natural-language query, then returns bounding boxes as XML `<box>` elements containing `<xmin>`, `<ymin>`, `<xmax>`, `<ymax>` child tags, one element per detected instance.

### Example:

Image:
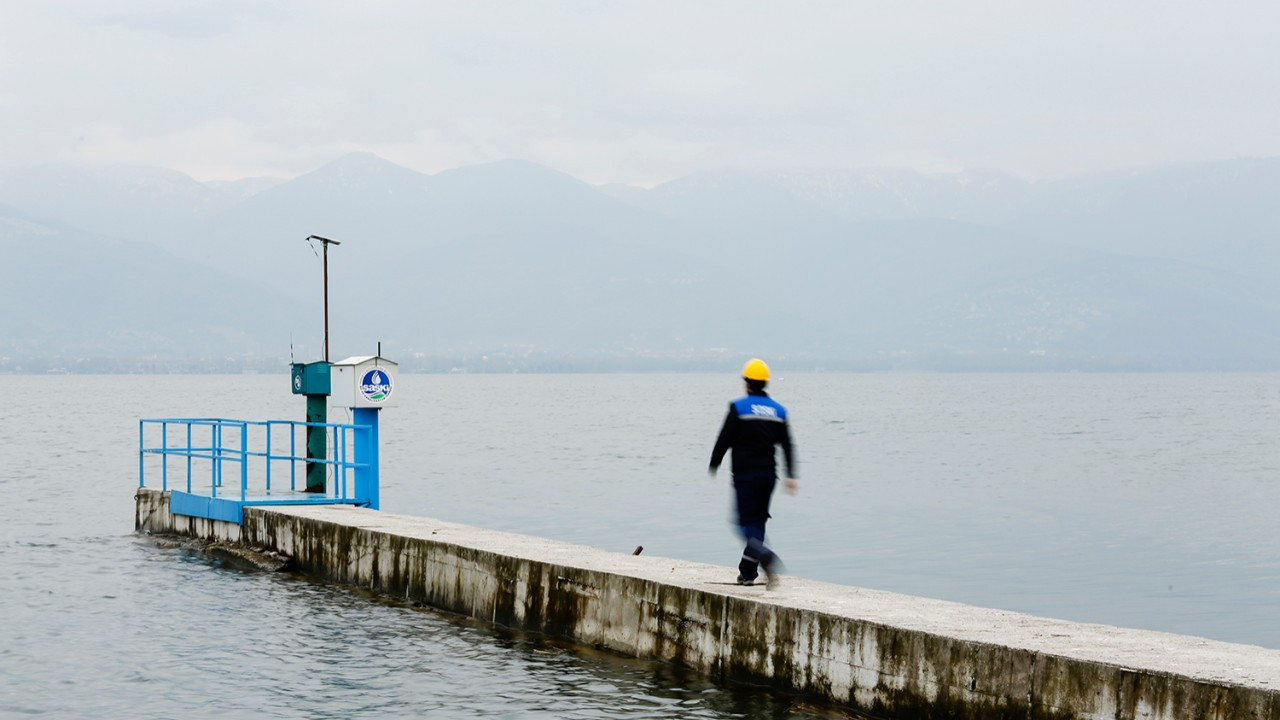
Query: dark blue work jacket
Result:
<box><xmin>709</xmin><ymin>390</ymin><xmax>796</xmax><ymax>479</ymax></box>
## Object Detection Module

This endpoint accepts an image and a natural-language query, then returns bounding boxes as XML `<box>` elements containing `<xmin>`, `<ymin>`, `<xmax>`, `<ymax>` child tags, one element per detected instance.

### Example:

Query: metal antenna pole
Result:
<box><xmin>306</xmin><ymin>235</ymin><xmax>341</xmax><ymax>362</ymax></box>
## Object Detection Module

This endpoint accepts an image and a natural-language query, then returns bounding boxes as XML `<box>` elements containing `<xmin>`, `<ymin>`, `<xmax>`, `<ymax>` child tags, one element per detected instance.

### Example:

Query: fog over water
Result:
<box><xmin>3</xmin><ymin>6</ymin><xmax>1280</xmax><ymax>373</ymax></box>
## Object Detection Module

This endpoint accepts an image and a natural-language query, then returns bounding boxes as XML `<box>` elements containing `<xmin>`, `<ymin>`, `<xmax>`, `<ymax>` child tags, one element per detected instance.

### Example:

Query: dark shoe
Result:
<box><xmin>761</xmin><ymin>557</ymin><xmax>782</xmax><ymax>590</ymax></box>
<box><xmin>735</xmin><ymin>574</ymin><xmax>756</xmax><ymax>586</ymax></box>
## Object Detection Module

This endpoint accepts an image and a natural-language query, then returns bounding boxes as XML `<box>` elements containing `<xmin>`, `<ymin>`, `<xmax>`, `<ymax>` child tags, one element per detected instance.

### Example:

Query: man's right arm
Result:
<box><xmin>709</xmin><ymin>405</ymin><xmax>736</xmax><ymax>473</ymax></box>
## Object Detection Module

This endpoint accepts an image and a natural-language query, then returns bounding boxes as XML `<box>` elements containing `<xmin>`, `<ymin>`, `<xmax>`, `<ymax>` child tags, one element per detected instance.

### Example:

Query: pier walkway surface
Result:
<box><xmin>136</xmin><ymin>488</ymin><xmax>1280</xmax><ymax>719</ymax></box>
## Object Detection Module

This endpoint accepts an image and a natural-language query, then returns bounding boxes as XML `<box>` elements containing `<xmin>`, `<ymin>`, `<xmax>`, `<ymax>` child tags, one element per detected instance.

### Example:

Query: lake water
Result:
<box><xmin>2</xmin><ymin>373</ymin><xmax>1277</xmax><ymax>717</ymax></box>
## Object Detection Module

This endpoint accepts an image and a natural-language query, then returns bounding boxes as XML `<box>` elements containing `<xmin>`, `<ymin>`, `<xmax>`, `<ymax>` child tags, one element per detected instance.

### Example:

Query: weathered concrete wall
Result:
<box><xmin>136</xmin><ymin>489</ymin><xmax>1280</xmax><ymax>719</ymax></box>
<box><xmin>136</xmin><ymin>487</ymin><xmax>241</xmax><ymax>543</ymax></box>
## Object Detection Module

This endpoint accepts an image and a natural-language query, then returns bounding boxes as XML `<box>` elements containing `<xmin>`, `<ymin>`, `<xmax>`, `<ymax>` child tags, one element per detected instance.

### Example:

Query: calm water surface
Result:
<box><xmin>1</xmin><ymin>373</ymin><xmax>1277</xmax><ymax>717</ymax></box>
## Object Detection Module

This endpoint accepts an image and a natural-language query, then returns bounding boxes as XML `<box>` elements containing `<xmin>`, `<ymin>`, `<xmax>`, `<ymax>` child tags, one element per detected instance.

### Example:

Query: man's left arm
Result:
<box><xmin>781</xmin><ymin>421</ymin><xmax>798</xmax><ymax>494</ymax></box>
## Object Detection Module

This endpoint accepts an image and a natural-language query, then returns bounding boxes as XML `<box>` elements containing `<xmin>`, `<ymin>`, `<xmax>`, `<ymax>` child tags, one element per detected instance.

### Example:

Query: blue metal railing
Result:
<box><xmin>138</xmin><ymin>417</ymin><xmax>370</xmax><ymax>503</ymax></box>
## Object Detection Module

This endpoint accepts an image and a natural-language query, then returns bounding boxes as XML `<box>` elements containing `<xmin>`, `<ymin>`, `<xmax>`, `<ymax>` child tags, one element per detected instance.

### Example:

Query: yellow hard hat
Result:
<box><xmin>742</xmin><ymin>358</ymin><xmax>770</xmax><ymax>381</ymax></box>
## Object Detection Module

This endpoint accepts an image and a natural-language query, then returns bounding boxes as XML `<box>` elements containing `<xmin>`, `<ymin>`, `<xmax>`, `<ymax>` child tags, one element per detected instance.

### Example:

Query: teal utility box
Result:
<box><xmin>291</xmin><ymin>361</ymin><xmax>332</xmax><ymax>396</ymax></box>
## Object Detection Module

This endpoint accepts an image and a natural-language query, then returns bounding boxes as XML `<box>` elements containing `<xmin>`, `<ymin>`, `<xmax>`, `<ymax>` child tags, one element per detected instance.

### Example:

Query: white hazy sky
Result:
<box><xmin>2</xmin><ymin>1</ymin><xmax>1278</xmax><ymax>186</ymax></box>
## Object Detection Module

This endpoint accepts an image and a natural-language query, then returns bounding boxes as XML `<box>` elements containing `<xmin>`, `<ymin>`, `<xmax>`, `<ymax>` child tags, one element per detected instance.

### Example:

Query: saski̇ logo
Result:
<box><xmin>359</xmin><ymin>368</ymin><xmax>392</xmax><ymax>402</ymax></box>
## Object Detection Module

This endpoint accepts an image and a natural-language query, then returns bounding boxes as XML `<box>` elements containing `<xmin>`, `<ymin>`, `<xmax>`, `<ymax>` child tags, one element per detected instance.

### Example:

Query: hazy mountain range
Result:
<box><xmin>2</xmin><ymin>153</ymin><xmax>1278</xmax><ymax>372</ymax></box>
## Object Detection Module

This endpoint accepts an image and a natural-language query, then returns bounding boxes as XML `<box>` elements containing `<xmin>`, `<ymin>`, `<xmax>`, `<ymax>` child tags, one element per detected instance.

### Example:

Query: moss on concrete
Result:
<box><xmin>134</xmin><ymin>490</ymin><xmax>1280</xmax><ymax>720</ymax></box>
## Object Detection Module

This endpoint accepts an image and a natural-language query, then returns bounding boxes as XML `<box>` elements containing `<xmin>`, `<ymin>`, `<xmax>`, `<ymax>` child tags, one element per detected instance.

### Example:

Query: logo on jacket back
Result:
<box><xmin>750</xmin><ymin>404</ymin><xmax>778</xmax><ymax>418</ymax></box>
<box><xmin>736</xmin><ymin>397</ymin><xmax>784</xmax><ymax>421</ymax></box>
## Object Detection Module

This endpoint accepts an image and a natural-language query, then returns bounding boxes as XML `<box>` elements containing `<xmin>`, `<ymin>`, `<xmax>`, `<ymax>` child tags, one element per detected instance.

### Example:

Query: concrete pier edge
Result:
<box><xmin>135</xmin><ymin>488</ymin><xmax>1280</xmax><ymax>719</ymax></box>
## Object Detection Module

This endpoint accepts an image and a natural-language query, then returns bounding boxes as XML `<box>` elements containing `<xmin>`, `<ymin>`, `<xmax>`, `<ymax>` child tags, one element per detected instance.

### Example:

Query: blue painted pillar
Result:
<box><xmin>353</xmin><ymin>407</ymin><xmax>380</xmax><ymax>510</ymax></box>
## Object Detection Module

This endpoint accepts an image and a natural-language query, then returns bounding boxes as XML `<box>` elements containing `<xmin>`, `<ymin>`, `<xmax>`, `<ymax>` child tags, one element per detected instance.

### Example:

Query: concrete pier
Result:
<box><xmin>136</xmin><ymin>488</ymin><xmax>1280</xmax><ymax>719</ymax></box>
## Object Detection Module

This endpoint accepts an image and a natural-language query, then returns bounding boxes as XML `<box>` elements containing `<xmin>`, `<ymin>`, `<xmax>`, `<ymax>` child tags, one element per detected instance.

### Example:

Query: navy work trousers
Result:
<box><xmin>733</xmin><ymin>471</ymin><xmax>778</xmax><ymax>581</ymax></box>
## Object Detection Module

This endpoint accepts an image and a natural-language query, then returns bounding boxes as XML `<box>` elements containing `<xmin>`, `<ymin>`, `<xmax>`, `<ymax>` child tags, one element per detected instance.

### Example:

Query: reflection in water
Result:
<box><xmin>150</xmin><ymin>540</ymin><xmax>868</xmax><ymax>720</ymax></box>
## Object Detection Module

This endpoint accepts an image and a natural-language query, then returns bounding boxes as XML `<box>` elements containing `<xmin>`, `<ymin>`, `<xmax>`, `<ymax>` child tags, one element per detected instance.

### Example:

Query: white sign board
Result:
<box><xmin>330</xmin><ymin>356</ymin><xmax>399</xmax><ymax>409</ymax></box>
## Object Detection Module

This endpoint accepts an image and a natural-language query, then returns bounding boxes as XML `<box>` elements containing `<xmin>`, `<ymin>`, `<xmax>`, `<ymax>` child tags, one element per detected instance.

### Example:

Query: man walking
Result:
<box><xmin>709</xmin><ymin>358</ymin><xmax>798</xmax><ymax>589</ymax></box>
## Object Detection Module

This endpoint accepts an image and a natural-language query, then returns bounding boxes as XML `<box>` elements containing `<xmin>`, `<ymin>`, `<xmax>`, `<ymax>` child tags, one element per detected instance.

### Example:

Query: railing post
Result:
<box><xmin>338</xmin><ymin>426</ymin><xmax>347</xmax><ymax>499</ymax></box>
<box><xmin>344</xmin><ymin>426</ymin><xmax>351</xmax><ymax>499</ymax></box>
<box><xmin>265</xmin><ymin>422</ymin><xmax>273</xmax><ymax>493</ymax></box>
<box><xmin>161</xmin><ymin>421</ymin><xmax>169</xmax><ymax>491</ymax></box>
<box><xmin>241</xmin><ymin>422</ymin><xmax>248</xmax><ymax>502</ymax></box>
<box><xmin>138</xmin><ymin>420</ymin><xmax>145</xmax><ymax>489</ymax></box>
<box><xmin>211</xmin><ymin>423</ymin><xmax>219</xmax><ymax>498</ymax></box>
<box><xmin>186</xmin><ymin>423</ymin><xmax>193</xmax><ymax>493</ymax></box>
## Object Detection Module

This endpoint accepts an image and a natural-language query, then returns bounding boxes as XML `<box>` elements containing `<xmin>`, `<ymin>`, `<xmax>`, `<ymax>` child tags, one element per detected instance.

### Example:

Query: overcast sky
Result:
<box><xmin>2</xmin><ymin>1</ymin><xmax>1278</xmax><ymax>186</ymax></box>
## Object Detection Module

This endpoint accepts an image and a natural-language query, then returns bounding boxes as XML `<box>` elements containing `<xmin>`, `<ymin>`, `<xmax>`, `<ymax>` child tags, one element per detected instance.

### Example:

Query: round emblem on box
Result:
<box><xmin>359</xmin><ymin>368</ymin><xmax>392</xmax><ymax>402</ymax></box>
